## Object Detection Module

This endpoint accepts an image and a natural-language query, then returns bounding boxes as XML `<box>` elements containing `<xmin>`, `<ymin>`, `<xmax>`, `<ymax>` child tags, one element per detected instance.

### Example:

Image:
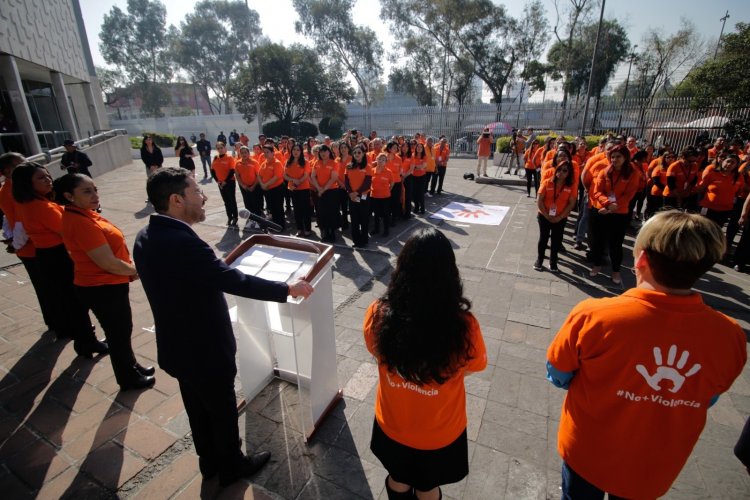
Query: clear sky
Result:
<box><xmin>79</xmin><ymin>0</ymin><xmax>749</xmax><ymax>99</ymax></box>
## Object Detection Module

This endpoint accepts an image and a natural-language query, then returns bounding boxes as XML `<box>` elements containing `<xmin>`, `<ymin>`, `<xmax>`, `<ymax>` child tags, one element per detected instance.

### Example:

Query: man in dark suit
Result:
<box><xmin>133</xmin><ymin>167</ymin><xmax>313</xmax><ymax>486</ymax></box>
<box><xmin>60</xmin><ymin>139</ymin><xmax>93</xmax><ymax>176</ymax></box>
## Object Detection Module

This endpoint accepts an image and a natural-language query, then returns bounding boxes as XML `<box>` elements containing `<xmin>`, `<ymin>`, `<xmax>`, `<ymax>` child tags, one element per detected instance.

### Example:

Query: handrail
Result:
<box><xmin>25</xmin><ymin>129</ymin><xmax>129</xmax><ymax>164</ymax></box>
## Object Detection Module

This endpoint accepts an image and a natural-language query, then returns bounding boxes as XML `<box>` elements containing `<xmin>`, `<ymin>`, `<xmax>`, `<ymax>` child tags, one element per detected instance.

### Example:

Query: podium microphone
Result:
<box><xmin>238</xmin><ymin>209</ymin><xmax>283</xmax><ymax>233</ymax></box>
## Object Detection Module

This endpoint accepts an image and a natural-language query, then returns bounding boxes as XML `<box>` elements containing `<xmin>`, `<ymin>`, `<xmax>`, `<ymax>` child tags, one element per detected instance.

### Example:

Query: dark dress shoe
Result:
<box><xmin>119</xmin><ymin>374</ymin><xmax>155</xmax><ymax>391</ymax></box>
<box><xmin>219</xmin><ymin>451</ymin><xmax>271</xmax><ymax>486</ymax></box>
<box><xmin>74</xmin><ymin>339</ymin><xmax>109</xmax><ymax>358</ymax></box>
<box><xmin>135</xmin><ymin>363</ymin><xmax>155</xmax><ymax>376</ymax></box>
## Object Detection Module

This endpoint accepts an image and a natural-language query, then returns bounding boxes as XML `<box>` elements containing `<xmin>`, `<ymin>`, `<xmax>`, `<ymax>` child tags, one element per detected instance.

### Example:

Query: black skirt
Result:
<box><xmin>370</xmin><ymin>418</ymin><xmax>469</xmax><ymax>491</ymax></box>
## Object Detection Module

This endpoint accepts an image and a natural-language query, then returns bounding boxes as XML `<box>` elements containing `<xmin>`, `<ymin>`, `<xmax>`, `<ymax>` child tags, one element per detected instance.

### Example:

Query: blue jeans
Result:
<box><xmin>561</xmin><ymin>462</ymin><xmax>628</xmax><ymax>500</ymax></box>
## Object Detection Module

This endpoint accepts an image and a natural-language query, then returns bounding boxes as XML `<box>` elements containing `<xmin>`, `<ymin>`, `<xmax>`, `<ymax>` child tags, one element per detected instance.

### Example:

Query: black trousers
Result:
<box><xmin>318</xmin><ymin>189</ymin><xmax>340</xmax><ymax>240</ymax></box>
<box><xmin>76</xmin><ymin>283</ymin><xmax>138</xmax><ymax>386</ymax></box>
<box><xmin>590</xmin><ymin>211</ymin><xmax>630</xmax><ymax>271</ymax></box>
<box><xmin>412</xmin><ymin>175</ymin><xmax>426</xmax><ymax>213</ymax></box>
<box><xmin>403</xmin><ymin>176</ymin><xmax>414</xmax><ymax>217</ymax></box>
<box><xmin>239</xmin><ymin>186</ymin><xmax>264</xmax><ymax>217</ymax></box>
<box><xmin>178</xmin><ymin>375</ymin><xmax>244</xmax><ymax>476</ymax></box>
<box><xmin>390</xmin><ymin>182</ymin><xmax>403</xmax><ymax>220</ymax></box>
<box><xmin>371</xmin><ymin>197</ymin><xmax>390</xmax><ymax>233</ymax></box>
<box><xmin>537</xmin><ymin>214</ymin><xmax>567</xmax><ymax>266</ymax></box>
<box><xmin>19</xmin><ymin>256</ymin><xmax>55</xmax><ymax>329</ymax></box>
<box><xmin>705</xmin><ymin>208</ymin><xmax>731</xmax><ymax>229</ymax></box>
<box><xmin>219</xmin><ymin>180</ymin><xmax>238</xmax><ymax>220</ymax></box>
<box><xmin>349</xmin><ymin>197</ymin><xmax>371</xmax><ymax>246</ymax></box>
<box><xmin>35</xmin><ymin>244</ymin><xmax>95</xmax><ymax>343</ymax></box>
<box><xmin>430</xmin><ymin>166</ymin><xmax>446</xmax><ymax>194</ymax></box>
<box><xmin>338</xmin><ymin>188</ymin><xmax>349</xmax><ymax>226</ymax></box>
<box><xmin>263</xmin><ymin>185</ymin><xmax>285</xmax><ymax>230</ymax></box>
<box><xmin>525</xmin><ymin>169</ymin><xmax>540</xmax><ymax>196</ymax></box>
<box><xmin>645</xmin><ymin>194</ymin><xmax>663</xmax><ymax>219</ymax></box>
<box><xmin>726</xmin><ymin>196</ymin><xmax>744</xmax><ymax>246</ymax></box>
<box><xmin>291</xmin><ymin>189</ymin><xmax>312</xmax><ymax>232</ymax></box>
<box><xmin>734</xmin><ymin>218</ymin><xmax>750</xmax><ymax>268</ymax></box>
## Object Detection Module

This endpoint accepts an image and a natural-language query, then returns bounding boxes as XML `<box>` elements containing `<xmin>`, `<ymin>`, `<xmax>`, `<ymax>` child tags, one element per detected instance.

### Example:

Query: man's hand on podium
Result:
<box><xmin>288</xmin><ymin>279</ymin><xmax>314</xmax><ymax>299</ymax></box>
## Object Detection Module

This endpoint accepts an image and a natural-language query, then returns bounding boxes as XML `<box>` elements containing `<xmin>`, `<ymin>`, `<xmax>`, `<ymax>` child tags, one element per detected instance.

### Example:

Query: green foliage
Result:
<box><xmin>99</xmin><ymin>0</ymin><xmax>173</xmax><ymax>117</ymax></box>
<box><xmin>318</xmin><ymin>117</ymin><xmax>344</xmax><ymax>138</ymax></box>
<box><xmin>262</xmin><ymin>120</ymin><xmax>318</xmax><ymax>140</ymax></box>
<box><xmin>724</xmin><ymin>118</ymin><xmax>750</xmax><ymax>142</ymax></box>
<box><xmin>130</xmin><ymin>136</ymin><xmax>143</xmax><ymax>149</ymax></box>
<box><xmin>494</xmin><ymin>134</ymin><xmax>603</xmax><ymax>153</ymax></box>
<box><xmin>293</xmin><ymin>0</ymin><xmax>383</xmax><ymax>107</ymax></box>
<box><xmin>229</xmin><ymin>43</ymin><xmax>354</xmax><ymax>124</ymax></box>
<box><xmin>677</xmin><ymin>23</ymin><xmax>750</xmax><ymax>111</ymax></box>
<box><xmin>140</xmin><ymin>131</ymin><xmax>177</xmax><ymax>148</ymax></box>
<box><xmin>170</xmin><ymin>1</ymin><xmax>261</xmax><ymax>114</ymax></box>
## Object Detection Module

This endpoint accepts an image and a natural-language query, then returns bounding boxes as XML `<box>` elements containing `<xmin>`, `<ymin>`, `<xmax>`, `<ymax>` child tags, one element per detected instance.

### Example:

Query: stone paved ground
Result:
<box><xmin>0</xmin><ymin>155</ymin><xmax>749</xmax><ymax>499</ymax></box>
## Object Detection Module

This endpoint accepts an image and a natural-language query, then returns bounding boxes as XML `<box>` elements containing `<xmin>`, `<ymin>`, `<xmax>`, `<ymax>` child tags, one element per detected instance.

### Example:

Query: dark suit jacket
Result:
<box><xmin>133</xmin><ymin>215</ymin><xmax>289</xmax><ymax>380</ymax></box>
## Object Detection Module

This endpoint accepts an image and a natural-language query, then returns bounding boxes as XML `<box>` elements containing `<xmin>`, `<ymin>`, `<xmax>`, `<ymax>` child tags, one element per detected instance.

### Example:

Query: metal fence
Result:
<box><xmin>343</xmin><ymin>97</ymin><xmax>750</xmax><ymax>154</ymax></box>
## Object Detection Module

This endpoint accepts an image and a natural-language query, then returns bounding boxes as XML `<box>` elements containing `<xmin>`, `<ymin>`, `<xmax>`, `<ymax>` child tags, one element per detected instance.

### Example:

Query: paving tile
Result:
<box><xmin>79</xmin><ymin>441</ymin><xmax>147</xmax><ymax>490</ymax></box>
<box><xmin>131</xmin><ymin>452</ymin><xmax>200</xmax><ymax>499</ymax></box>
<box><xmin>5</xmin><ymin>438</ymin><xmax>73</xmax><ymax>490</ymax></box>
<box><xmin>342</xmin><ymin>362</ymin><xmax>378</xmax><ymax>401</ymax></box>
<box><xmin>114</xmin><ymin>418</ymin><xmax>179</xmax><ymax>460</ymax></box>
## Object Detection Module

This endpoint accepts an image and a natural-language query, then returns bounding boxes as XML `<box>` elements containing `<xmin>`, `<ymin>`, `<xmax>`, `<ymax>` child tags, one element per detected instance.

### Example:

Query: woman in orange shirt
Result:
<box><xmin>524</xmin><ymin>140</ymin><xmax>542</xmax><ymax>197</ymax></box>
<box><xmin>337</xmin><ymin>142</ymin><xmax>353</xmax><ymax>230</ymax></box>
<box><xmin>697</xmin><ymin>154</ymin><xmax>744</xmax><ymax>233</ymax></box>
<box><xmin>58</xmin><ymin>174</ymin><xmax>155</xmax><ymax>391</ymax></box>
<box><xmin>645</xmin><ymin>151</ymin><xmax>675</xmax><ymax>219</ymax></box>
<box><xmin>310</xmin><ymin>144</ymin><xmax>340</xmax><ymax>243</ymax></box>
<box><xmin>424</xmin><ymin>136</ymin><xmax>436</xmax><ymax>198</ymax></box>
<box><xmin>258</xmin><ymin>145</ymin><xmax>286</xmax><ymax>231</ymax></box>
<box><xmin>345</xmin><ymin>145</ymin><xmax>372</xmax><ymax>248</ymax></box>
<box><xmin>12</xmin><ymin>163</ymin><xmax>106</xmax><ymax>356</ymax></box>
<box><xmin>284</xmin><ymin>144</ymin><xmax>312</xmax><ymax>236</ymax></box>
<box><xmin>235</xmin><ymin>146</ymin><xmax>263</xmax><ymax>219</ymax></box>
<box><xmin>211</xmin><ymin>142</ymin><xmax>238</xmax><ymax>226</ymax></box>
<box><xmin>535</xmin><ymin>161</ymin><xmax>577</xmax><ymax>273</ymax></box>
<box><xmin>370</xmin><ymin>154</ymin><xmax>393</xmax><ymax>237</ymax></box>
<box><xmin>385</xmin><ymin>141</ymin><xmax>403</xmax><ymax>223</ymax></box>
<box><xmin>365</xmin><ymin>228</ymin><xmax>487</xmax><ymax>500</ymax></box>
<box><xmin>399</xmin><ymin>141</ymin><xmax>415</xmax><ymax>219</ymax></box>
<box><xmin>411</xmin><ymin>142</ymin><xmax>428</xmax><ymax>214</ymax></box>
<box><xmin>589</xmin><ymin>145</ymin><xmax>642</xmax><ymax>284</ymax></box>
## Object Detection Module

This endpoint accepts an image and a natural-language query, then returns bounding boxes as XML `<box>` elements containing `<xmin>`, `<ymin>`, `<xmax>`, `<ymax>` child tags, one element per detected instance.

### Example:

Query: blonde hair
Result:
<box><xmin>635</xmin><ymin>210</ymin><xmax>725</xmax><ymax>288</ymax></box>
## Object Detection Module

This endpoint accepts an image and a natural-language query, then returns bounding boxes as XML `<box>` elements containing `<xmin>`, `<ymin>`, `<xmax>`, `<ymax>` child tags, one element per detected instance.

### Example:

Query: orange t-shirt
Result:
<box><xmin>663</xmin><ymin>159</ymin><xmax>700</xmax><ymax>198</ymax></box>
<box><xmin>258</xmin><ymin>158</ymin><xmax>284</xmax><ymax>189</ymax></box>
<box><xmin>542</xmin><ymin>163</ymin><xmax>580</xmax><ymax>194</ymax></box>
<box><xmin>538</xmin><ymin>178</ymin><xmax>576</xmax><ymax>217</ymax></box>
<box><xmin>364</xmin><ymin>300</ymin><xmax>487</xmax><ymax>450</ymax></box>
<box><xmin>400</xmin><ymin>156</ymin><xmax>413</xmax><ymax>176</ymax></box>
<box><xmin>650</xmin><ymin>162</ymin><xmax>670</xmax><ymax>196</ymax></box>
<box><xmin>477</xmin><ymin>136</ymin><xmax>492</xmax><ymax>157</ymax></box>
<box><xmin>370</xmin><ymin>169</ymin><xmax>394</xmax><ymax>199</ymax></box>
<box><xmin>17</xmin><ymin>198</ymin><xmax>64</xmax><ymax>249</ymax></box>
<box><xmin>211</xmin><ymin>155</ymin><xmax>236</xmax><ymax>183</ymax></box>
<box><xmin>234</xmin><ymin>157</ymin><xmax>259</xmax><ymax>187</ymax></box>
<box><xmin>699</xmin><ymin>169</ymin><xmax>744</xmax><ymax>211</ymax></box>
<box><xmin>434</xmin><ymin>144</ymin><xmax>450</xmax><ymax>165</ymax></box>
<box><xmin>547</xmin><ymin>288</ymin><xmax>746</xmax><ymax>499</ymax></box>
<box><xmin>411</xmin><ymin>157</ymin><xmax>427</xmax><ymax>177</ymax></box>
<box><xmin>285</xmin><ymin>161</ymin><xmax>311</xmax><ymax>190</ymax></box>
<box><xmin>346</xmin><ymin>166</ymin><xmax>371</xmax><ymax>194</ymax></box>
<box><xmin>591</xmin><ymin>166</ymin><xmax>641</xmax><ymax>213</ymax></box>
<box><xmin>0</xmin><ymin>179</ymin><xmax>35</xmax><ymax>258</ymax></box>
<box><xmin>385</xmin><ymin>156</ymin><xmax>402</xmax><ymax>183</ymax></box>
<box><xmin>337</xmin><ymin>155</ymin><xmax>352</xmax><ymax>181</ymax></box>
<box><xmin>62</xmin><ymin>206</ymin><xmax>131</xmax><ymax>286</ymax></box>
<box><xmin>425</xmin><ymin>147</ymin><xmax>436</xmax><ymax>173</ymax></box>
<box><xmin>314</xmin><ymin>159</ymin><xmax>339</xmax><ymax>190</ymax></box>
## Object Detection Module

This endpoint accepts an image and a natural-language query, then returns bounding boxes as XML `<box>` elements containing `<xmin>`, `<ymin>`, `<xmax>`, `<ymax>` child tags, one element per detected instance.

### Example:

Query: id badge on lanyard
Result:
<box><xmin>548</xmin><ymin>206</ymin><xmax>557</xmax><ymax>216</ymax></box>
<box><xmin>608</xmin><ymin>192</ymin><xmax>617</xmax><ymax>203</ymax></box>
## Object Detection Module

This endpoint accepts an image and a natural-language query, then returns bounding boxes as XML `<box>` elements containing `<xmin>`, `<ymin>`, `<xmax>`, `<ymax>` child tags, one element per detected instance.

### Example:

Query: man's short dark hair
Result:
<box><xmin>0</xmin><ymin>152</ymin><xmax>24</xmax><ymax>173</ymax></box>
<box><xmin>146</xmin><ymin>167</ymin><xmax>190</xmax><ymax>213</ymax></box>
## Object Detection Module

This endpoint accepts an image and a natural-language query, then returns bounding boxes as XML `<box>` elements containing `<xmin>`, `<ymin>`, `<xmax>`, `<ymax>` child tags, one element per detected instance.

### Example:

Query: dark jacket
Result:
<box><xmin>133</xmin><ymin>215</ymin><xmax>289</xmax><ymax>380</ymax></box>
<box><xmin>196</xmin><ymin>139</ymin><xmax>211</xmax><ymax>157</ymax></box>
<box><xmin>61</xmin><ymin>150</ymin><xmax>93</xmax><ymax>175</ymax></box>
<box><xmin>140</xmin><ymin>145</ymin><xmax>164</xmax><ymax>169</ymax></box>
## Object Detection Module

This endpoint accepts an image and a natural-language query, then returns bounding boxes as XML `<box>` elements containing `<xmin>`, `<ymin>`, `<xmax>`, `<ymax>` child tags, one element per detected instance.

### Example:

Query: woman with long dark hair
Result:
<box><xmin>399</xmin><ymin>141</ymin><xmax>415</xmax><ymax>219</ymax></box>
<box><xmin>58</xmin><ymin>174</ymin><xmax>155</xmax><ymax>390</ymax></box>
<box><xmin>364</xmin><ymin>228</ymin><xmax>487</xmax><ymax>500</ymax></box>
<box><xmin>589</xmin><ymin>144</ymin><xmax>642</xmax><ymax>284</ymax></box>
<box><xmin>337</xmin><ymin>141</ymin><xmax>352</xmax><ymax>229</ymax></box>
<box><xmin>235</xmin><ymin>146</ymin><xmax>263</xmax><ymax>219</ymax></box>
<box><xmin>12</xmin><ymin>163</ymin><xmax>106</xmax><ymax>356</ymax></box>
<box><xmin>411</xmin><ymin>142</ymin><xmax>427</xmax><ymax>214</ymax></box>
<box><xmin>140</xmin><ymin>134</ymin><xmax>163</xmax><ymax>176</ymax></box>
<box><xmin>645</xmin><ymin>150</ymin><xmax>675</xmax><ymax>219</ymax></box>
<box><xmin>524</xmin><ymin>139</ymin><xmax>542</xmax><ymax>197</ymax></box>
<box><xmin>284</xmin><ymin>144</ymin><xmax>312</xmax><ymax>236</ymax></box>
<box><xmin>345</xmin><ymin>145</ymin><xmax>371</xmax><ymax>247</ymax></box>
<box><xmin>310</xmin><ymin>144</ymin><xmax>340</xmax><ymax>243</ymax></box>
<box><xmin>258</xmin><ymin>145</ymin><xmax>286</xmax><ymax>231</ymax></box>
<box><xmin>535</xmin><ymin>161</ymin><xmax>576</xmax><ymax>273</ymax></box>
<box><xmin>175</xmin><ymin>136</ymin><xmax>196</xmax><ymax>177</ymax></box>
<box><xmin>385</xmin><ymin>141</ymin><xmax>403</xmax><ymax>223</ymax></box>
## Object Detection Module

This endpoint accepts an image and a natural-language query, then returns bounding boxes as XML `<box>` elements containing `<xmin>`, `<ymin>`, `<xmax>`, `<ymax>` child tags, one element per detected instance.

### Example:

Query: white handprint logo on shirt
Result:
<box><xmin>635</xmin><ymin>345</ymin><xmax>701</xmax><ymax>393</ymax></box>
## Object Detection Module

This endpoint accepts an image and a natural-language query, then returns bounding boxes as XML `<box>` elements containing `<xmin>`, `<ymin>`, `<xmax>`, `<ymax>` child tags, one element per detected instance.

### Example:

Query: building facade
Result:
<box><xmin>0</xmin><ymin>0</ymin><xmax>108</xmax><ymax>155</ymax></box>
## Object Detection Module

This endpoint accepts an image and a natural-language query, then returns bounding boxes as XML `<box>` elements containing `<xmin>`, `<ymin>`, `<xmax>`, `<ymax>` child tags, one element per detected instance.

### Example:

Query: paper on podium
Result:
<box><xmin>231</xmin><ymin>244</ymin><xmax>318</xmax><ymax>284</ymax></box>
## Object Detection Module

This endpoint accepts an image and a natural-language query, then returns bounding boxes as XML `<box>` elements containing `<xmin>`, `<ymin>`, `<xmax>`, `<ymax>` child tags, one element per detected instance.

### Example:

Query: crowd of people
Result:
<box><xmin>139</xmin><ymin>130</ymin><xmax>453</xmax><ymax>248</ymax></box>
<box><xmin>525</xmin><ymin>133</ymin><xmax>750</xmax><ymax>280</ymax></box>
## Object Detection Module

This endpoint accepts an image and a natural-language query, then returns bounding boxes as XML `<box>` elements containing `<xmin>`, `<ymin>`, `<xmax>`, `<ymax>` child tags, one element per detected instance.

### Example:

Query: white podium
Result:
<box><xmin>225</xmin><ymin>234</ymin><xmax>341</xmax><ymax>441</ymax></box>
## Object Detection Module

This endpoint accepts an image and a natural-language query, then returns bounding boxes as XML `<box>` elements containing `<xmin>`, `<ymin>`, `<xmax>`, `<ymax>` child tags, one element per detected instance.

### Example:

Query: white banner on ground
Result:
<box><xmin>430</xmin><ymin>202</ymin><xmax>510</xmax><ymax>226</ymax></box>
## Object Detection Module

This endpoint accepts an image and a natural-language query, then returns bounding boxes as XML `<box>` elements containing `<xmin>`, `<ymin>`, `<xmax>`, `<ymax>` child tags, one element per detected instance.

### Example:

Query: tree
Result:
<box><xmin>381</xmin><ymin>0</ymin><xmax>518</xmax><ymax>108</ymax></box>
<box><xmin>171</xmin><ymin>0</ymin><xmax>261</xmax><ymax>114</ymax></box>
<box><xmin>513</xmin><ymin>0</ymin><xmax>550</xmax><ymax>106</ymax></box>
<box><xmin>549</xmin><ymin>0</ymin><xmax>594</xmax><ymax>122</ymax></box>
<box><xmin>99</xmin><ymin>0</ymin><xmax>173</xmax><ymax>117</ymax></box>
<box><xmin>293</xmin><ymin>0</ymin><xmax>383</xmax><ymax>128</ymax></box>
<box><xmin>95</xmin><ymin>66</ymin><xmax>125</xmax><ymax>106</ymax></box>
<box><xmin>632</xmin><ymin>20</ymin><xmax>705</xmax><ymax>101</ymax></box>
<box><xmin>229</xmin><ymin>43</ymin><xmax>354</xmax><ymax>125</ymax></box>
<box><xmin>675</xmin><ymin>22</ymin><xmax>750</xmax><ymax>111</ymax></box>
